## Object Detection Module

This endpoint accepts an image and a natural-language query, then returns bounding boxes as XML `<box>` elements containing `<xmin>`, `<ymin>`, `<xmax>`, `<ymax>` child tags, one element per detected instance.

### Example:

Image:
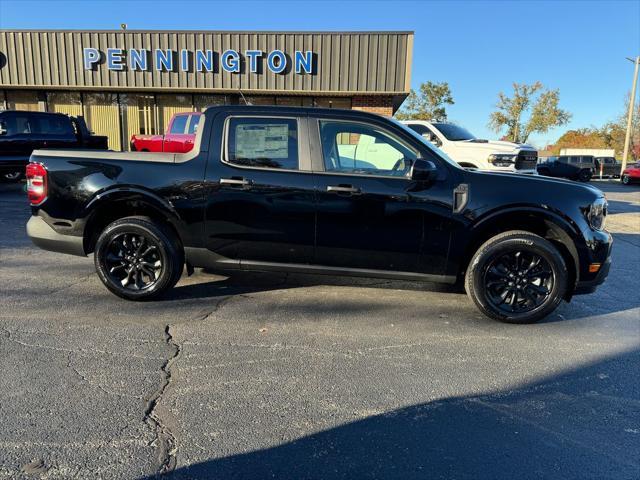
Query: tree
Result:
<box><xmin>547</xmin><ymin>128</ymin><xmax>607</xmax><ymax>155</ymax></box>
<box><xmin>488</xmin><ymin>82</ymin><xmax>571</xmax><ymax>144</ymax></box>
<box><xmin>395</xmin><ymin>81</ymin><xmax>454</xmax><ymax>121</ymax></box>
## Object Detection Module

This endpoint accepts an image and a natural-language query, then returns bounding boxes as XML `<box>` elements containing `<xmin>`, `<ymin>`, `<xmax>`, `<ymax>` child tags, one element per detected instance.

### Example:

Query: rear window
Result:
<box><xmin>226</xmin><ymin>117</ymin><xmax>298</xmax><ymax>170</ymax></box>
<box><xmin>170</xmin><ymin>115</ymin><xmax>189</xmax><ymax>134</ymax></box>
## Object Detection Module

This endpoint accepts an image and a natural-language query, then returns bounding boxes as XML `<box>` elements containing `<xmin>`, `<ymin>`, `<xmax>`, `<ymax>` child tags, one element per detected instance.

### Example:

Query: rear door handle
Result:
<box><xmin>220</xmin><ymin>177</ymin><xmax>253</xmax><ymax>188</ymax></box>
<box><xmin>326</xmin><ymin>185</ymin><xmax>361</xmax><ymax>195</ymax></box>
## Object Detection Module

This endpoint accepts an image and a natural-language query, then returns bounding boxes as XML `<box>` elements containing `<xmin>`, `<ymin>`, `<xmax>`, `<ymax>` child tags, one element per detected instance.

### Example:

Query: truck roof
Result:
<box><xmin>202</xmin><ymin>104</ymin><xmax>389</xmax><ymax>120</ymax></box>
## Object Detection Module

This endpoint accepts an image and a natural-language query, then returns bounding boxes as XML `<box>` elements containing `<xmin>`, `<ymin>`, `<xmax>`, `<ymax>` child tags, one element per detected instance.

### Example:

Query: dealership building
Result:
<box><xmin>0</xmin><ymin>30</ymin><xmax>413</xmax><ymax>150</ymax></box>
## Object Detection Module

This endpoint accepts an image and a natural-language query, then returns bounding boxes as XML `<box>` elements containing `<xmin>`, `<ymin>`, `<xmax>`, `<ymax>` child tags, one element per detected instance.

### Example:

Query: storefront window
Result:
<box><xmin>194</xmin><ymin>95</ymin><xmax>228</xmax><ymax>112</ymax></box>
<box><xmin>47</xmin><ymin>92</ymin><xmax>83</xmax><ymax>117</ymax></box>
<box><xmin>5</xmin><ymin>90</ymin><xmax>41</xmax><ymax>111</ymax></box>
<box><xmin>83</xmin><ymin>93</ymin><xmax>121</xmax><ymax>151</ymax></box>
<box><xmin>120</xmin><ymin>94</ymin><xmax>156</xmax><ymax>148</ymax></box>
<box><xmin>156</xmin><ymin>94</ymin><xmax>193</xmax><ymax>133</ymax></box>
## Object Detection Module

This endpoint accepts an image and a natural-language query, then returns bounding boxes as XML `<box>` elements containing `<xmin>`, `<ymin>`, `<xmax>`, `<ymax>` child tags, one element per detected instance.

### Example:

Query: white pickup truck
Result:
<box><xmin>401</xmin><ymin>120</ymin><xmax>538</xmax><ymax>174</ymax></box>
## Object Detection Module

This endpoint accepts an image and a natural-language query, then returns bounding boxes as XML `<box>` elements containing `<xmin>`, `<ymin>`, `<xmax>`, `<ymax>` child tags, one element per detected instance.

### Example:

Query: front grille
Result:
<box><xmin>516</xmin><ymin>151</ymin><xmax>538</xmax><ymax>170</ymax></box>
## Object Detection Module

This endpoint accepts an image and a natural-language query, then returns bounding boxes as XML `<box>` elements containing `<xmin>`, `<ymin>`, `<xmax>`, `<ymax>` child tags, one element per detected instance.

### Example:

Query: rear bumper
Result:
<box><xmin>26</xmin><ymin>215</ymin><xmax>86</xmax><ymax>257</ymax></box>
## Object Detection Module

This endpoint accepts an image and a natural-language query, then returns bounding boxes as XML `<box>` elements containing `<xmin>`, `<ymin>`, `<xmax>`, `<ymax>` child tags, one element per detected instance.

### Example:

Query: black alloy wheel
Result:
<box><xmin>104</xmin><ymin>233</ymin><xmax>162</xmax><ymax>291</ymax></box>
<box><xmin>94</xmin><ymin>216</ymin><xmax>183</xmax><ymax>300</ymax></box>
<box><xmin>578</xmin><ymin>169</ymin><xmax>592</xmax><ymax>182</ymax></box>
<box><xmin>483</xmin><ymin>250</ymin><xmax>554</xmax><ymax>315</ymax></box>
<box><xmin>465</xmin><ymin>230</ymin><xmax>567</xmax><ymax>323</ymax></box>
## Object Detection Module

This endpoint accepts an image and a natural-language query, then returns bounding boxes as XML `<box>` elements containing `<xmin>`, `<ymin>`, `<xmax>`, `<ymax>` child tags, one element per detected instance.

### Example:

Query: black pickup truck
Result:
<box><xmin>25</xmin><ymin>106</ymin><xmax>612</xmax><ymax>324</ymax></box>
<box><xmin>536</xmin><ymin>155</ymin><xmax>595</xmax><ymax>182</ymax></box>
<box><xmin>0</xmin><ymin>110</ymin><xmax>108</xmax><ymax>181</ymax></box>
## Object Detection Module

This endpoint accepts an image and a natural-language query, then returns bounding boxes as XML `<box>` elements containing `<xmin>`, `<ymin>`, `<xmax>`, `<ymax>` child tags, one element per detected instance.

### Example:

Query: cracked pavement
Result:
<box><xmin>0</xmin><ymin>181</ymin><xmax>639</xmax><ymax>479</ymax></box>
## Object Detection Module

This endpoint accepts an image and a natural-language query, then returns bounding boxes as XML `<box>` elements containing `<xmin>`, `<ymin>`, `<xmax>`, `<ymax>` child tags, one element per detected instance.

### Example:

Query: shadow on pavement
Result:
<box><xmin>140</xmin><ymin>347</ymin><xmax>640</xmax><ymax>480</ymax></box>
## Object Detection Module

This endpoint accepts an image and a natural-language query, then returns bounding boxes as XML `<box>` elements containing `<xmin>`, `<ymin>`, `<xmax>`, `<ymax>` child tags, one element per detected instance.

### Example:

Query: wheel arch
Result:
<box><xmin>82</xmin><ymin>187</ymin><xmax>184</xmax><ymax>254</ymax></box>
<box><xmin>459</xmin><ymin>208</ymin><xmax>580</xmax><ymax>298</ymax></box>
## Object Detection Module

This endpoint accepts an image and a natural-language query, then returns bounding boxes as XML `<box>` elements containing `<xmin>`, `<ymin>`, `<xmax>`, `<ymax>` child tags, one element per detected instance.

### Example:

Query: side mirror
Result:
<box><xmin>0</xmin><ymin>121</ymin><xmax>7</xmax><ymax>136</ymax></box>
<box><xmin>423</xmin><ymin>133</ymin><xmax>442</xmax><ymax>148</ymax></box>
<box><xmin>410</xmin><ymin>158</ymin><xmax>438</xmax><ymax>182</ymax></box>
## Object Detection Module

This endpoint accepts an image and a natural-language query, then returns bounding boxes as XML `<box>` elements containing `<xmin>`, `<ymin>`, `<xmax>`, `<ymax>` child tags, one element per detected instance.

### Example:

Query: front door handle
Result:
<box><xmin>220</xmin><ymin>177</ymin><xmax>253</xmax><ymax>188</ymax></box>
<box><xmin>326</xmin><ymin>185</ymin><xmax>361</xmax><ymax>195</ymax></box>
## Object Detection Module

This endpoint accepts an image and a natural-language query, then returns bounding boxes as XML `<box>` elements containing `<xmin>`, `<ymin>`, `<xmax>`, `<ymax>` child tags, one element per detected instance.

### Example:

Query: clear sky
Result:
<box><xmin>0</xmin><ymin>0</ymin><xmax>638</xmax><ymax>147</ymax></box>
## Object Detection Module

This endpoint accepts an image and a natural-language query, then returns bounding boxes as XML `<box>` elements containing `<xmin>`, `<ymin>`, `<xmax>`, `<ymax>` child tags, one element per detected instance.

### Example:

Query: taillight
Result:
<box><xmin>26</xmin><ymin>162</ymin><xmax>48</xmax><ymax>205</ymax></box>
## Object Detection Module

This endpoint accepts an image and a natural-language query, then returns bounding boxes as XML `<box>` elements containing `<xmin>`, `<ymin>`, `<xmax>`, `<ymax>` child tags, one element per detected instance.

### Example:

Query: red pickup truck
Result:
<box><xmin>130</xmin><ymin>112</ymin><xmax>201</xmax><ymax>153</ymax></box>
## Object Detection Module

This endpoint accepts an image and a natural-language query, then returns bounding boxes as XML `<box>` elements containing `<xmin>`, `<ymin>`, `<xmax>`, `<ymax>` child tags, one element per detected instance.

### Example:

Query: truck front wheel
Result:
<box><xmin>94</xmin><ymin>216</ymin><xmax>183</xmax><ymax>300</ymax></box>
<box><xmin>465</xmin><ymin>231</ymin><xmax>568</xmax><ymax>324</ymax></box>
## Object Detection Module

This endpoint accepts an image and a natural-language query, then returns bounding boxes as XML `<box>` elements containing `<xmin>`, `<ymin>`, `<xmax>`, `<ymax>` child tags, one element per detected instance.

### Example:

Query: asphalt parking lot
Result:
<box><xmin>1</xmin><ymin>180</ymin><xmax>639</xmax><ymax>479</ymax></box>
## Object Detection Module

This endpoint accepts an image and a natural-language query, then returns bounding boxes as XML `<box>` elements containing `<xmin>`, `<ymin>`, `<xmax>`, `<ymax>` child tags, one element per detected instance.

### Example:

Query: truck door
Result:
<box><xmin>0</xmin><ymin>112</ymin><xmax>37</xmax><ymax>163</ymax></box>
<box><xmin>203</xmin><ymin>112</ymin><xmax>316</xmax><ymax>265</ymax></box>
<box><xmin>31</xmin><ymin>113</ymin><xmax>78</xmax><ymax>150</ymax></box>
<box><xmin>312</xmin><ymin>116</ymin><xmax>453</xmax><ymax>275</ymax></box>
<box><xmin>163</xmin><ymin>114</ymin><xmax>190</xmax><ymax>153</ymax></box>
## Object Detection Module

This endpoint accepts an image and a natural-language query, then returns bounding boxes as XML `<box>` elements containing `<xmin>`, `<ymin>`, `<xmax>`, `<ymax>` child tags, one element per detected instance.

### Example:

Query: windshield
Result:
<box><xmin>432</xmin><ymin>123</ymin><xmax>476</xmax><ymax>141</ymax></box>
<box><xmin>390</xmin><ymin>118</ymin><xmax>461</xmax><ymax>168</ymax></box>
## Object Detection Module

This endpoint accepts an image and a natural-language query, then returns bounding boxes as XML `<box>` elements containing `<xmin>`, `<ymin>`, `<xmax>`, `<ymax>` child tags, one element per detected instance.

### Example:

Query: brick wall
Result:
<box><xmin>351</xmin><ymin>95</ymin><xmax>394</xmax><ymax>117</ymax></box>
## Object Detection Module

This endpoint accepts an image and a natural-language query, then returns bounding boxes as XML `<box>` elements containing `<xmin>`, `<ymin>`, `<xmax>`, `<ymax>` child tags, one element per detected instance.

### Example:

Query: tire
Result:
<box><xmin>578</xmin><ymin>169</ymin><xmax>592</xmax><ymax>182</ymax></box>
<box><xmin>622</xmin><ymin>175</ymin><xmax>630</xmax><ymax>185</ymax></box>
<box><xmin>94</xmin><ymin>216</ymin><xmax>183</xmax><ymax>300</ymax></box>
<box><xmin>465</xmin><ymin>231</ymin><xmax>568</xmax><ymax>324</ymax></box>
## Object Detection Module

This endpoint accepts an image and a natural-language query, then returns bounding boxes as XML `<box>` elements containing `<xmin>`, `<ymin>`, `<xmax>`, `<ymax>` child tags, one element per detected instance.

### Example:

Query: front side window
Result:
<box><xmin>319</xmin><ymin>120</ymin><xmax>418</xmax><ymax>177</ymax></box>
<box><xmin>170</xmin><ymin>115</ymin><xmax>189</xmax><ymax>134</ymax></box>
<box><xmin>187</xmin><ymin>115</ymin><xmax>201</xmax><ymax>134</ymax></box>
<box><xmin>32</xmin><ymin>114</ymin><xmax>74</xmax><ymax>136</ymax></box>
<box><xmin>227</xmin><ymin>117</ymin><xmax>298</xmax><ymax>170</ymax></box>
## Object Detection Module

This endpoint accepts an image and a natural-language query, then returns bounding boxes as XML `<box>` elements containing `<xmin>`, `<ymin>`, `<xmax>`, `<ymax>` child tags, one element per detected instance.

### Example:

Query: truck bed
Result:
<box><xmin>32</xmin><ymin>149</ymin><xmax>178</xmax><ymax>163</ymax></box>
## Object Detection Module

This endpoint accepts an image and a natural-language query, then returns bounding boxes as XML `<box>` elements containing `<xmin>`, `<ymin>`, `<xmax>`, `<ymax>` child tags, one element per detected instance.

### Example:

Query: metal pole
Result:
<box><xmin>621</xmin><ymin>56</ymin><xmax>640</xmax><ymax>174</ymax></box>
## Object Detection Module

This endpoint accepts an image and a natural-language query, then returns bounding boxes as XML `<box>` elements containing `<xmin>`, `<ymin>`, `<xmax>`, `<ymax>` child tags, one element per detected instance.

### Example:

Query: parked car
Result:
<box><xmin>537</xmin><ymin>155</ymin><xmax>595</xmax><ymax>182</ymax></box>
<box><xmin>401</xmin><ymin>120</ymin><xmax>538</xmax><ymax>174</ymax></box>
<box><xmin>621</xmin><ymin>162</ymin><xmax>640</xmax><ymax>185</ymax></box>
<box><xmin>130</xmin><ymin>112</ymin><xmax>201</xmax><ymax>153</ymax></box>
<box><xmin>593</xmin><ymin>156</ymin><xmax>621</xmax><ymax>178</ymax></box>
<box><xmin>0</xmin><ymin>110</ymin><xmax>108</xmax><ymax>182</ymax></box>
<box><xmin>25</xmin><ymin>106</ymin><xmax>611</xmax><ymax>324</ymax></box>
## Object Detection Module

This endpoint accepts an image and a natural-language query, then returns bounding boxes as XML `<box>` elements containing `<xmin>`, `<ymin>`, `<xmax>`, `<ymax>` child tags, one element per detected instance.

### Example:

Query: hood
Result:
<box><xmin>455</xmin><ymin>139</ymin><xmax>536</xmax><ymax>153</ymax></box>
<box><xmin>466</xmin><ymin>169</ymin><xmax>604</xmax><ymax>198</ymax></box>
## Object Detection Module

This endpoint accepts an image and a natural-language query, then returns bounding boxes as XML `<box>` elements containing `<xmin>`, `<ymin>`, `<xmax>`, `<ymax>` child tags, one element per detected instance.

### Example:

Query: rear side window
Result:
<box><xmin>187</xmin><ymin>115</ymin><xmax>201</xmax><ymax>134</ymax></box>
<box><xmin>226</xmin><ymin>117</ymin><xmax>298</xmax><ymax>170</ymax></box>
<box><xmin>170</xmin><ymin>115</ymin><xmax>189</xmax><ymax>134</ymax></box>
<box><xmin>1</xmin><ymin>113</ymin><xmax>33</xmax><ymax>135</ymax></box>
<box><xmin>406</xmin><ymin>123</ymin><xmax>430</xmax><ymax>135</ymax></box>
<box><xmin>32</xmin><ymin>114</ymin><xmax>74</xmax><ymax>136</ymax></box>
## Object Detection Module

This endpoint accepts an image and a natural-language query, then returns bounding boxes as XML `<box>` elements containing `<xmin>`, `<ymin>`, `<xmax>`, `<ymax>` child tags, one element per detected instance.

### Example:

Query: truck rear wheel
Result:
<box><xmin>465</xmin><ymin>231</ymin><xmax>568</xmax><ymax>324</ymax></box>
<box><xmin>94</xmin><ymin>216</ymin><xmax>183</xmax><ymax>300</ymax></box>
<box><xmin>578</xmin><ymin>169</ymin><xmax>592</xmax><ymax>182</ymax></box>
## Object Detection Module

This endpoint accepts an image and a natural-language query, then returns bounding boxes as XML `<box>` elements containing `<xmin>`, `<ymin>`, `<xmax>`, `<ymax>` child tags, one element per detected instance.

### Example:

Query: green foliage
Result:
<box><xmin>395</xmin><ymin>81</ymin><xmax>454</xmax><ymax>121</ymax></box>
<box><xmin>488</xmin><ymin>82</ymin><xmax>571</xmax><ymax>144</ymax></box>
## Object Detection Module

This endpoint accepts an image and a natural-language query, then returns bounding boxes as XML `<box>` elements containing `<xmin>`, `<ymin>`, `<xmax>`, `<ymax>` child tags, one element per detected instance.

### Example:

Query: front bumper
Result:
<box><xmin>574</xmin><ymin>257</ymin><xmax>611</xmax><ymax>294</ymax></box>
<box><xmin>26</xmin><ymin>215</ymin><xmax>86</xmax><ymax>257</ymax></box>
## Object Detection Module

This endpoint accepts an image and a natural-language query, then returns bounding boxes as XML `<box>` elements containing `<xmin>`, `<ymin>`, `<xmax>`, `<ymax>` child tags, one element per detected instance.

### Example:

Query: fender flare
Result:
<box><xmin>81</xmin><ymin>186</ymin><xmax>185</xmax><ymax>249</ymax></box>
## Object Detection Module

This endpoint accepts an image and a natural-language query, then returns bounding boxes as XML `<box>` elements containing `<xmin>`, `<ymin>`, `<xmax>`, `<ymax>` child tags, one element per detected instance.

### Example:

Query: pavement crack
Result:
<box><xmin>144</xmin><ymin>324</ymin><xmax>181</xmax><ymax>476</ymax></box>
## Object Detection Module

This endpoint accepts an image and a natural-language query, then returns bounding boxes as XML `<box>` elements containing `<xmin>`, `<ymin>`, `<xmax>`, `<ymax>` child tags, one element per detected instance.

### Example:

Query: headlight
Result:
<box><xmin>488</xmin><ymin>154</ymin><xmax>517</xmax><ymax>166</ymax></box>
<box><xmin>587</xmin><ymin>197</ymin><xmax>607</xmax><ymax>230</ymax></box>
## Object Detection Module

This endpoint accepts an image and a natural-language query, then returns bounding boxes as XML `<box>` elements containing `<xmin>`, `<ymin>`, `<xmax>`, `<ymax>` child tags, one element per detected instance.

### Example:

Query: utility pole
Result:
<box><xmin>621</xmin><ymin>56</ymin><xmax>639</xmax><ymax>174</ymax></box>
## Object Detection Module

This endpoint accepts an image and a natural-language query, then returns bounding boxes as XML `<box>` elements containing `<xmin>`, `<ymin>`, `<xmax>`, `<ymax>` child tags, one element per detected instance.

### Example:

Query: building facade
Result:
<box><xmin>0</xmin><ymin>30</ymin><xmax>413</xmax><ymax>150</ymax></box>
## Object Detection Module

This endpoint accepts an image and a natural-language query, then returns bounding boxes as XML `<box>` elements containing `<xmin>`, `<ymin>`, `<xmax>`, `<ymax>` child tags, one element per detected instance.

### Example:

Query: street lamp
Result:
<box><xmin>621</xmin><ymin>56</ymin><xmax>640</xmax><ymax>174</ymax></box>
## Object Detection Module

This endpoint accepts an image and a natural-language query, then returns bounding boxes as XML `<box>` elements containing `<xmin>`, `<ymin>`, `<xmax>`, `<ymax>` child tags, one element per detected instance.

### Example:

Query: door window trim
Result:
<box><xmin>313</xmin><ymin>117</ymin><xmax>421</xmax><ymax>180</ymax></box>
<box><xmin>220</xmin><ymin>115</ymin><xmax>312</xmax><ymax>173</ymax></box>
